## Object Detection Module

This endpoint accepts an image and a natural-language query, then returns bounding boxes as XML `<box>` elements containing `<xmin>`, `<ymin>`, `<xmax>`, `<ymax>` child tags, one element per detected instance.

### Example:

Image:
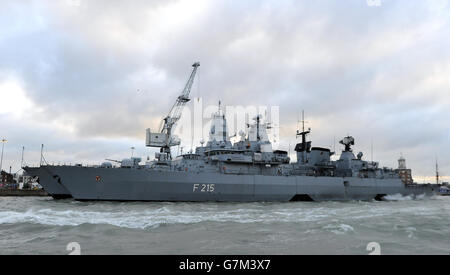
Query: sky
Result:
<box><xmin>0</xmin><ymin>0</ymin><xmax>449</xmax><ymax>182</ymax></box>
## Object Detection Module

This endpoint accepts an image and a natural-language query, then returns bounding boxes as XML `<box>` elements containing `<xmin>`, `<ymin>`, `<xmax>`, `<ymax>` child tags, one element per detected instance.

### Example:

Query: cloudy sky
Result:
<box><xmin>1</xmin><ymin>0</ymin><xmax>449</xmax><ymax>182</ymax></box>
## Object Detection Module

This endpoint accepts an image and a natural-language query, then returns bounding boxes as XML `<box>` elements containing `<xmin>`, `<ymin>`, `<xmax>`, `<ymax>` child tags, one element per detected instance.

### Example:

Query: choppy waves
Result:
<box><xmin>1</xmin><ymin>196</ymin><xmax>449</xmax><ymax>254</ymax></box>
<box><xmin>0</xmin><ymin>203</ymin><xmax>340</xmax><ymax>229</ymax></box>
<box><xmin>0</xmin><ymin>196</ymin><xmax>446</xmax><ymax>230</ymax></box>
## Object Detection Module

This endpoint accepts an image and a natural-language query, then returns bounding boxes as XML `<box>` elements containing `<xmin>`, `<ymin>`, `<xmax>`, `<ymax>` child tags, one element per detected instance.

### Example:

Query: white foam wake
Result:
<box><xmin>382</xmin><ymin>193</ymin><xmax>431</xmax><ymax>201</ymax></box>
<box><xmin>0</xmin><ymin>206</ymin><xmax>331</xmax><ymax>229</ymax></box>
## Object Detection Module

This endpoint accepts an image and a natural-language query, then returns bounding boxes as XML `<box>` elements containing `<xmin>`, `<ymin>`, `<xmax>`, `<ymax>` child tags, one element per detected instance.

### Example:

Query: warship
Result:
<box><xmin>24</xmin><ymin>62</ymin><xmax>439</xmax><ymax>202</ymax></box>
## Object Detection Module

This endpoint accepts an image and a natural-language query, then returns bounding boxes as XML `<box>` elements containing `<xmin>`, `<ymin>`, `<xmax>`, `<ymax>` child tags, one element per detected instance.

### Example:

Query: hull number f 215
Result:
<box><xmin>193</xmin><ymin>184</ymin><xmax>215</xmax><ymax>193</ymax></box>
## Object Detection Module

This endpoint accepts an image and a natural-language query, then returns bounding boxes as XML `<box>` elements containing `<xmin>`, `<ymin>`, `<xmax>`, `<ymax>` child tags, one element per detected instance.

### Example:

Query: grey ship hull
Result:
<box><xmin>46</xmin><ymin>166</ymin><xmax>437</xmax><ymax>202</ymax></box>
<box><xmin>23</xmin><ymin>166</ymin><xmax>72</xmax><ymax>199</ymax></box>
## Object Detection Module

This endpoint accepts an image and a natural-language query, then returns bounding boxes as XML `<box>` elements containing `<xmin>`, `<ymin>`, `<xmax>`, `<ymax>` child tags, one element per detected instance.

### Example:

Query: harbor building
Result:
<box><xmin>1</xmin><ymin>171</ymin><xmax>14</xmax><ymax>184</ymax></box>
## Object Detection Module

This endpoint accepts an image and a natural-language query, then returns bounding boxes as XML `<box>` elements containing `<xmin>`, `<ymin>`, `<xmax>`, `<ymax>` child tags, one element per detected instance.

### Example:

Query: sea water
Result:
<box><xmin>0</xmin><ymin>195</ymin><xmax>449</xmax><ymax>255</ymax></box>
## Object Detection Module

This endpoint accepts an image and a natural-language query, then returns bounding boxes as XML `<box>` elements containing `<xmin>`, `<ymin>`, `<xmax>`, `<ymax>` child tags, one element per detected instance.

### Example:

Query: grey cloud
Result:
<box><xmin>1</xmin><ymin>0</ymin><xmax>449</xmax><ymax>179</ymax></box>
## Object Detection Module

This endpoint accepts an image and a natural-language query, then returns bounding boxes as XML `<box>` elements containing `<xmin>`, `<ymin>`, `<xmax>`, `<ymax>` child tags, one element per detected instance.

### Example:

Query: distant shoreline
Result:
<box><xmin>0</xmin><ymin>188</ymin><xmax>49</xmax><ymax>197</ymax></box>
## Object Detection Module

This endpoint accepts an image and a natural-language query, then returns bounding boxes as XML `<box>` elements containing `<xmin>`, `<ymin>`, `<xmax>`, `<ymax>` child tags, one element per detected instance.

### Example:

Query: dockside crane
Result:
<box><xmin>146</xmin><ymin>62</ymin><xmax>200</xmax><ymax>161</ymax></box>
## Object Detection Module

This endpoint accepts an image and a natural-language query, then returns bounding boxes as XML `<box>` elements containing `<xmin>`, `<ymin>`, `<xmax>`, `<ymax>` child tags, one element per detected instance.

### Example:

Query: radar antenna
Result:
<box><xmin>340</xmin><ymin>136</ymin><xmax>355</xmax><ymax>152</ymax></box>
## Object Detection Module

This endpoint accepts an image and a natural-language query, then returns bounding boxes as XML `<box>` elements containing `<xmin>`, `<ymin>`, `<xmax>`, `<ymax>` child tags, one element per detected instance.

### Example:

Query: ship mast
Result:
<box><xmin>296</xmin><ymin>110</ymin><xmax>310</xmax><ymax>164</ymax></box>
<box><xmin>436</xmin><ymin>157</ymin><xmax>440</xmax><ymax>185</ymax></box>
